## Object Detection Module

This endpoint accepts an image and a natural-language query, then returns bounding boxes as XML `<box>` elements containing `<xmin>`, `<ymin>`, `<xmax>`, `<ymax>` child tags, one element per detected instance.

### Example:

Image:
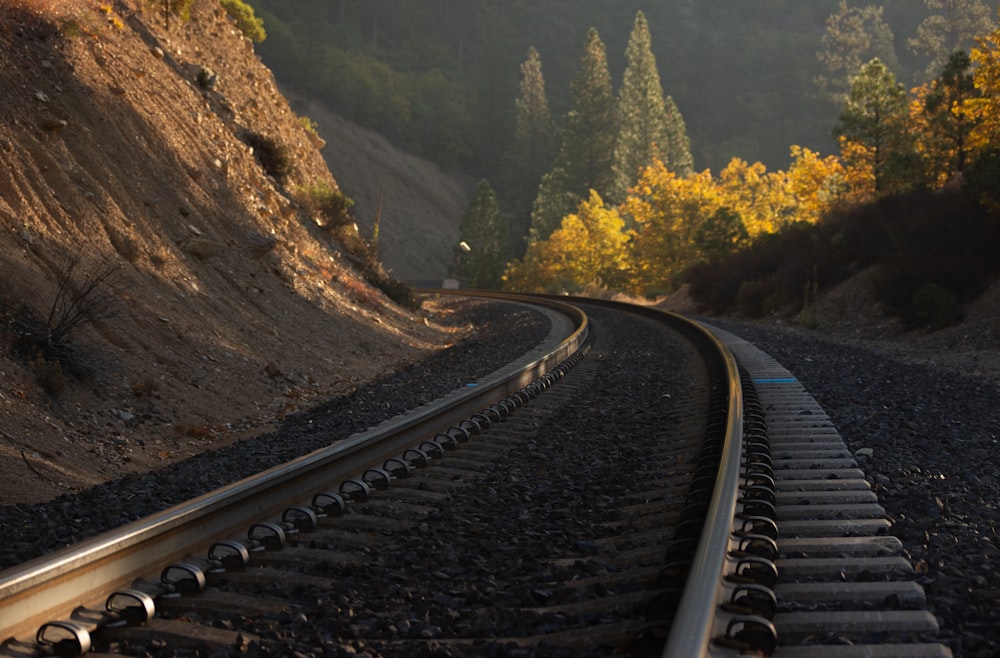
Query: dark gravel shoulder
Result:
<box><xmin>707</xmin><ymin>317</ymin><xmax>1000</xmax><ymax>658</ymax></box>
<box><xmin>0</xmin><ymin>298</ymin><xmax>552</xmax><ymax>571</ymax></box>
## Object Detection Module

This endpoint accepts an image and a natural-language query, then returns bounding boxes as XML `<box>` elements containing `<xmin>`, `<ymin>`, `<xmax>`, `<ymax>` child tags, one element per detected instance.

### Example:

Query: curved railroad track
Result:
<box><xmin>0</xmin><ymin>294</ymin><xmax>951</xmax><ymax>658</ymax></box>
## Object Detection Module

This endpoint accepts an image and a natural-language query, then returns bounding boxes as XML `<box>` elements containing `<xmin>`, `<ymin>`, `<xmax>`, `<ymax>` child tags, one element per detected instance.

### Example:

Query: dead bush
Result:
<box><xmin>1</xmin><ymin>259</ymin><xmax>119</xmax><ymax>386</ymax></box>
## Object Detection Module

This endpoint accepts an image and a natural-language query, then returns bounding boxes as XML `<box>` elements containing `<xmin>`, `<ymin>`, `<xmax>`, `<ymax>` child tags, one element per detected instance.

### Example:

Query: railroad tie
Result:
<box><xmin>709</xmin><ymin>326</ymin><xmax>951</xmax><ymax>658</ymax></box>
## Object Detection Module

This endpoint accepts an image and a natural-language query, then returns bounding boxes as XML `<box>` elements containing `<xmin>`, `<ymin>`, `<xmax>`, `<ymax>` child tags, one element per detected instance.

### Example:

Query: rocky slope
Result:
<box><xmin>0</xmin><ymin>0</ymin><xmax>465</xmax><ymax>505</ymax></box>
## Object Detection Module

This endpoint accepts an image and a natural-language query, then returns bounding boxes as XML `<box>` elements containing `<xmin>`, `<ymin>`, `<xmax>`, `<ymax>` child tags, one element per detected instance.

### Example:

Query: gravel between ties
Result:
<box><xmin>709</xmin><ymin>318</ymin><xmax>1000</xmax><ymax>658</ymax></box>
<box><xmin>0</xmin><ymin>298</ymin><xmax>552</xmax><ymax>571</ymax></box>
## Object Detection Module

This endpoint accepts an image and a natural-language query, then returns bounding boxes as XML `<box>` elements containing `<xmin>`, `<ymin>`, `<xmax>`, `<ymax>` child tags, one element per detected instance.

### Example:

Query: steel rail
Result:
<box><xmin>0</xmin><ymin>296</ymin><xmax>587</xmax><ymax>645</ymax></box>
<box><xmin>659</xmin><ymin>315</ymin><xmax>745</xmax><ymax>658</ymax></box>
<box><xmin>441</xmin><ymin>292</ymin><xmax>749</xmax><ymax>656</ymax></box>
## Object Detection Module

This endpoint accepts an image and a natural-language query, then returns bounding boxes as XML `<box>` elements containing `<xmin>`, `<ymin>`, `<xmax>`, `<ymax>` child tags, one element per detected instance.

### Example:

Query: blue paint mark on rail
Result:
<box><xmin>753</xmin><ymin>378</ymin><xmax>798</xmax><ymax>384</ymax></box>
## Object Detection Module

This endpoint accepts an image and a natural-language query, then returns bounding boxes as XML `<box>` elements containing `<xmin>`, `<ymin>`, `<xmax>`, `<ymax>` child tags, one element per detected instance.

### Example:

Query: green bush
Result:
<box><xmin>298</xmin><ymin>116</ymin><xmax>320</xmax><ymax>136</ymax></box>
<box><xmin>147</xmin><ymin>0</ymin><xmax>194</xmax><ymax>26</ymax></box>
<box><xmin>245</xmin><ymin>131</ymin><xmax>293</xmax><ymax>182</ymax></box>
<box><xmin>299</xmin><ymin>183</ymin><xmax>355</xmax><ymax>229</ymax></box>
<box><xmin>220</xmin><ymin>0</ymin><xmax>266</xmax><ymax>43</ymax></box>
<box><xmin>370</xmin><ymin>274</ymin><xmax>420</xmax><ymax>310</ymax></box>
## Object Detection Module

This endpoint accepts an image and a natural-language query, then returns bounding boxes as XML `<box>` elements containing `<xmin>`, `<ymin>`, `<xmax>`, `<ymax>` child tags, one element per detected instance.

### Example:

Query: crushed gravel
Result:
<box><xmin>708</xmin><ymin>318</ymin><xmax>1000</xmax><ymax>658</ymax></box>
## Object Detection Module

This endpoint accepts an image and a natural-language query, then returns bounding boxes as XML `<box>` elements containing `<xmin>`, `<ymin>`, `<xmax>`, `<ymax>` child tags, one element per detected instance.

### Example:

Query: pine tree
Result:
<box><xmin>503</xmin><ymin>47</ymin><xmax>557</xmax><ymax>251</ymax></box>
<box><xmin>611</xmin><ymin>11</ymin><xmax>692</xmax><ymax>203</ymax></box>
<box><xmin>530</xmin><ymin>28</ymin><xmax>617</xmax><ymax>241</ymax></box>
<box><xmin>920</xmin><ymin>49</ymin><xmax>978</xmax><ymax>182</ymax></box>
<box><xmin>909</xmin><ymin>0</ymin><xmax>996</xmax><ymax>79</ymax></box>
<box><xmin>835</xmin><ymin>58</ymin><xmax>919</xmax><ymax>194</ymax></box>
<box><xmin>457</xmin><ymin>180</ymin><xmax>511</xmax><ymax>289</ymax></box>
<box><xmin>663</xmin><ymin>96</ymin><xmax>693</xmax><ymax>177</ymax></box>
<box><xmin>816</xmin><ymin>1</ymin><xmax>899</xmax><ymax>107</ymax></box>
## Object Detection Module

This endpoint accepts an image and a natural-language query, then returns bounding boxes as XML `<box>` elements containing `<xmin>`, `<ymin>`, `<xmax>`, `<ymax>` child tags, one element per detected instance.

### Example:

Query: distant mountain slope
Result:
<box><xmin>287</xmin><ymin>94</ymin><xmax>474</xmax><ymax>282</ymax></box>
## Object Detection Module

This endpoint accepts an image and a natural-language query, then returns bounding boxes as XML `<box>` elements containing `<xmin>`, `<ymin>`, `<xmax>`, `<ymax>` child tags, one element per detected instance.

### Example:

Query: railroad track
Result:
<box><xmin>0</xmin><ymin>295</ymin><xmax>951</xmax><ymax>657</ymax></box>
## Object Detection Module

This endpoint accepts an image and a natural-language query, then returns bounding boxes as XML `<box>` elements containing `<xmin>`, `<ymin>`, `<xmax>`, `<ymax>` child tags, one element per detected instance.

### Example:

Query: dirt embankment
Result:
<box><xmin>0</xmin><ymin>0</ymin><xmax>464</xmax><ymax>504</ymax></box>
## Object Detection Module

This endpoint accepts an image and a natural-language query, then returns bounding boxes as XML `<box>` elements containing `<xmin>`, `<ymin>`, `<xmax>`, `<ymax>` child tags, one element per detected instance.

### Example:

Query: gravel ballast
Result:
<box><xmin>710</xmin><ymin>318</ymin><xmax>1000</xmax><ymax>658</ymax></box>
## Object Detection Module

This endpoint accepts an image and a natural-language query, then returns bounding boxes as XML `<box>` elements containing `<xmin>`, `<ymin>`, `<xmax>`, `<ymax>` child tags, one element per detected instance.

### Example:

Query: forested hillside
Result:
<box><xmin>244</xmin><ymin>0</ymin><xmax>1000</xmax><ymax>310</ymax></box>
<box><xmin>246</xmin><ymin>0</ymin><xmax>982</xmax><ymax>174</ymax></box>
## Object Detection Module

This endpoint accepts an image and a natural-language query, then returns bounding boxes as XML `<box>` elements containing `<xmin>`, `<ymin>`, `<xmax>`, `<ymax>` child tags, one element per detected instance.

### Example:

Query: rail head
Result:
<box><xmin>658</xmin><ymin>314</ymin><xmax>745</xmax><ymax>658</ymax></box>
<box><xmin>0</xmin><ymin>294</ymin><xmax>587</xmax><ymax>645</ymax></box>
<box><xmin>446</xmin><ymin>293</ymin><xmax>751</xmax><ymax>655</ymax></box>
<box><xmin>518</xmin><ymin>294</ymin><xmax>747</xmax><ymax>657</ymax></box>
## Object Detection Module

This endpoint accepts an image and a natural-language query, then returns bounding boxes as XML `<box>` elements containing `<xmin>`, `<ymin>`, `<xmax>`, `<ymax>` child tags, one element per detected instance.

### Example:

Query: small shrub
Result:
<box><xmin>299</xmin><ymin>116</ymin><xmax>319</xmax><ymax>136</ymax></box>
<box><xmin>146</xmin><ymin>0</ymin><xmax>193</xmax><ymax>28</ymax></box>
<box><xmin>299</xmin><ymin>183</ymin><xmax>354</xmax><ymax>229</ymax></box>
<box><xmin>735</xmin><ymin>278</ymin><xmax>788</xmax><ymax>318</ymax></box>
<box><xmin>220</xmin><ymin>0</ymin><xmax>265</xmax><ymax>43</ymax></box>
<box><xmin>370</xmin><ymin>274</ymin><xmax>420</xmax><ymax>310</ymax></box>
<box><xmin>1</xmin><ymin>260</ymin><xmax>118</xmax><ymax>383</ymax></box>
<box><xmin>341</xmin><ymin>275</ymin><xmax>381</xmax><ymax>310</ymax></box>
<box><xmin>245</xmin><ymin>131</ymin><xmax>293</xmax><ymax>182</ymax></box>
<box><xmin>196</xmin><ymin>67</ymin><xmax>218</xmax><ymax>90</ymax></box>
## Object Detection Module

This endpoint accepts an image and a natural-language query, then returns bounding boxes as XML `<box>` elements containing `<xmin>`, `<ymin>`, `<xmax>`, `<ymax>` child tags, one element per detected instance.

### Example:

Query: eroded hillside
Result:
<box><xmin>0</xmin><ymin>0</ymin><xmax>462</xmax><ymax>504</ymax></box>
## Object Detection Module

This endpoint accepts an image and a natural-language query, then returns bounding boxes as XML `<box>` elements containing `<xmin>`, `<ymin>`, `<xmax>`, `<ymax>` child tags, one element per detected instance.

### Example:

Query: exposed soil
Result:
<box><xmin>0</xmin><ymin>0</ymin><xmax>466</xmax><ymax>505</ymax></box>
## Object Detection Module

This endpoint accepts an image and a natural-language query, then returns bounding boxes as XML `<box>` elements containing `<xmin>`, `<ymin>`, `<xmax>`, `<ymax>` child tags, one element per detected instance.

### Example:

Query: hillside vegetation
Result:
<box><xmin>489</xmin><ymin>1</ymin><xmax>1000</xmax><ymax>337</ymax></box>
<box><xmin>0</xmin><ymin>0</ymin><xmax>459</xmax><ymax>504</ymax></box>
<box><xmin>246</xmin><ymin>1</ymin><xmax>988</xmax><ymax>174</ymax></box>
<box><xmin>249</xmin><ymin>0</ymin><xmax>1000</xmax><ymax>301</ymax></box>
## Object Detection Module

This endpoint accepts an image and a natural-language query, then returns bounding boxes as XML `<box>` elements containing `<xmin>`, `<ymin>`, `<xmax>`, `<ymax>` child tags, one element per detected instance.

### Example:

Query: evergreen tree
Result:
<box><xmin>530</xmin><ymin>28</ymin><xmax>617</xmax><ymax>241</ymax></box>
<box><xmin>921</xmin><ymin>49</ymin><xmax>978</xmax><ymax>181</ymax></box>
<box><xmin>456</xmin><ymin>180</ymin><xmax>511</xmax><ymax>289</ymax></box>
<box><xmin>663</xmin><ymin>96</ymin><xmax>694</xmax><ymax>177</ymax></box>
<box><xmin>909</xmin><ymin>0</ymin><xmax>996</xmax><ymax>79</ymax></box>
<box><xmin>834</xmin><ymin>58</ymin><xmax>919</xmax><ymax>194</ymax></box>
<box><xmin>611</xmin><ymin>11</ymin><xmax>692</xmax><ymax>203</ymax></box>
<box><xmin>816</xmin><ymin>1</ymin><xmax>899</xmax><ymax>107</ymax></box>
<box><xmin>502</xmin><ymin>47</ymin><xmax>557</xmax><ymax>251</ymax></box>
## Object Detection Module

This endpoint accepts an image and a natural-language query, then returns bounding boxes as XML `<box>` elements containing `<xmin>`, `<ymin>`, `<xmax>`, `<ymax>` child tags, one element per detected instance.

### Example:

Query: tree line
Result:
<box><xmin>480</xmin><ymin>1</ymin><xmax>1000</xmax><ymax>298</ymax></box>
<box><xmin>240</xmin><ymin>0</ymin><xmax>999</xmax><ymax>295</ymax></box>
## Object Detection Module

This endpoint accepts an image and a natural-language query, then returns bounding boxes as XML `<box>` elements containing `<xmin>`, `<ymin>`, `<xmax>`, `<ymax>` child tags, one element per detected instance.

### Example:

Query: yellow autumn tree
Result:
<box><xmin>502</xmin><ymin>239</ymin><xmax>563</xmax><ymax>293</ymax></box>
<box><xmin>969</xmin><ymin>26</ymin><xmax>1000</xmax><ymax>154</ymax></box>
<box><xmin>622</xmin><ymin>160</ymin><xmax>730</xmax><ymax>294</ymax></box>
<box><xmin>503</xmin><ymin>190</ymin><xmax>629</xmax><ymax>292</ymax></box>
<box><xmin>785</xmin><ymin>145</ymin><xmax>847</xmax><ymax>223</ymax></box>
<box><xmin>908</xmin><ymin>83</ymin><xmax>943</xmax><ymax>184</ymax></box>
<box><xmin>836</xmin><ymin>136</ymin><xmax>879</xmax><ymax>204</ymax></box>
<box><xmin>717</xmin><ymin>158</ymin><xmax>796</xmax><ymax>237</ymax></box>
